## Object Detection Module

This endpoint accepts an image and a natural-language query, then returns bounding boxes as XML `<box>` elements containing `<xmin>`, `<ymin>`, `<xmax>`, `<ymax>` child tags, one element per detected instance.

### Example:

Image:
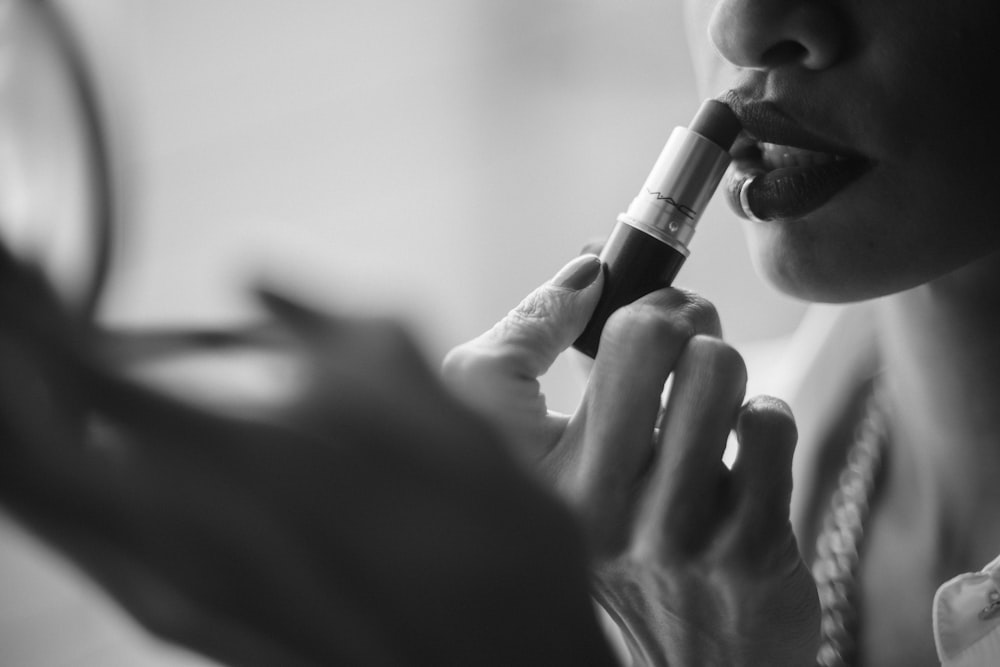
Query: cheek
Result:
<box><xmin>684</xmin><ymin>0</ymin><xmax>740</xmax><ymax>97</ymax></box>
<box><xmin>857</xmin><ymin>1</ymin><xmax>1000</xmax><ymax>163</ymax></box>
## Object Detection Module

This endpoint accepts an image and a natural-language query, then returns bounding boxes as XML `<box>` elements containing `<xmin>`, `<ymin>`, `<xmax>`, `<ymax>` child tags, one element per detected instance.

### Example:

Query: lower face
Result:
<box><xmin>687</xmin><ymin>0</ymin><xmax>1000</xmax><ymax>303</ymax></box>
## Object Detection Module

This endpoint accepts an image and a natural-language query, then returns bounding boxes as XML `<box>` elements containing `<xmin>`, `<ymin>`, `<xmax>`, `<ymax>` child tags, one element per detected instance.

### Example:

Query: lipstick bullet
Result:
<box><xmin>574</xmin><ymin>99</ymin><xmax>741</xmax><ymax>358</ymax></box>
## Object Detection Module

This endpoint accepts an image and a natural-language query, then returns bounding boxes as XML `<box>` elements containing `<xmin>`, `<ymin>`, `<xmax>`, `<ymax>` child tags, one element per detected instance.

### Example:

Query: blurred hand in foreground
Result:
<box><xmin>444</xmin><ymin>253</ymin><xmax>820</xmax><ymax>666</ymax></box>
<box><xmin>0</xmin><ymin>246</ymin><xmax>618</xmax><ymax>667</ymax></box>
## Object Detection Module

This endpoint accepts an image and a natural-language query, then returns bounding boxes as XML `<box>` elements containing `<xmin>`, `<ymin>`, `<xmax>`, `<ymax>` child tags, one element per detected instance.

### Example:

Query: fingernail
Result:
<box><xmin>551</xmin><ymin>255</ymin><xmax>602</xmax><ymax>291</ymax></box>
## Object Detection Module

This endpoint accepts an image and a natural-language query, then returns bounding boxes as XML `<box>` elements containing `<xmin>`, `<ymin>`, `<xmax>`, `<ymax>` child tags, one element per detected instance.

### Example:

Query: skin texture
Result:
<box><xmin>450</xmin><ymin>2</ymin><xmax>1000</xmax><ymax>665</ymax></box>
<box><xmin>680</xmin><ymin>1</ymin><xmax>1000</xmax><ymax>664</ymax></box>
<box><xmin>445</xmin><ymin>255</ymin><xmax>820</xmax><ymax>666</ymax></box>
<box><xmin>687</xmin><ymin>0</ymin><xmax>1000</xmax><ymax>302</ymax></box>
<box><xmin>5</xmin><ymin>3</ymin><xmax>997</xmax><ymax>665</ymax></box>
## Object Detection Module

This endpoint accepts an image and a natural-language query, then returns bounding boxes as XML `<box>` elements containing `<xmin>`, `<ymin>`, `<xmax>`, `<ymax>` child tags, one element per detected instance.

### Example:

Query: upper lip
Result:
<box><xmin>720</xmin><ymin>90</ymin><xmax>864</xmax><ymax>161</ymax></box>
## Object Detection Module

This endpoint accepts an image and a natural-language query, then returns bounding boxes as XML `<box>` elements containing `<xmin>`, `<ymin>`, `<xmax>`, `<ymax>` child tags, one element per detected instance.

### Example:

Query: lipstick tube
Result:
<box><xmin>573</xmin><ymin>99</ymin><xmax>741</xmax><ymax>358</ymax></box>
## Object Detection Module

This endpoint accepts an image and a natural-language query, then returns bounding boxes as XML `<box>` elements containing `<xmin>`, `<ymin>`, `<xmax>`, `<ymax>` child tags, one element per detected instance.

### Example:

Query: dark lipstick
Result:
<box><xmin>573</xmin><ymin>99</ymin><xmax>740</xmax><ymax>358</ymax></box>
<box><xmin>721</xmin><ymin>93</ymin><xmax>871</xmax><ymax>222</ymax></box>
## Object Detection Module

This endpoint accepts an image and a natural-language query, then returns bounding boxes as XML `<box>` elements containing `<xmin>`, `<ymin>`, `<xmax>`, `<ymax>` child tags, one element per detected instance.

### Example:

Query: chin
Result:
<box><xmin>737</xmin><ymin>168</ymin><xmax>1000</xmax><ymax>301</ymax></box>
<box><xmin>743</xmin><ymin>220</ymin><xmax>914</xmax><ymax>304</ymax></box>
<box><xmin>750</xmin><ymin>247</ymin><xmax>856</xmax><ymax>304</ymax></box>
<box><xmin>748</xmin><ymin>223</ymin><xmax>1000</xmax><ymax>305</ymax></box>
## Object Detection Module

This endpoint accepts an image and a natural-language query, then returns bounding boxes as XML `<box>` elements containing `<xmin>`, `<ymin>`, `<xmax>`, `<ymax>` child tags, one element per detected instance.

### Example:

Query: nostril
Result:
<box><xmin>761</xmin><ymin>40</ymin><xmax>809</xmax><ymax>68</ymax></box>
<box><xmin>708</xmin><ymin>0</ymin><xmax>846</xmax><ymax>72</ymax></box>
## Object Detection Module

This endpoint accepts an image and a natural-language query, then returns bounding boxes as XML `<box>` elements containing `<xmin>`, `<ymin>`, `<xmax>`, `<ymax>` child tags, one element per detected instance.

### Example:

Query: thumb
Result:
<box><xmin>441</xmin><ymin>254</ymin><xmax>603</xmax><ymax>457</ymax></box>
<box><xmin>483</xmin><ymin>254</ymin><xmax>604</xmax><ymax>378</ymax></box>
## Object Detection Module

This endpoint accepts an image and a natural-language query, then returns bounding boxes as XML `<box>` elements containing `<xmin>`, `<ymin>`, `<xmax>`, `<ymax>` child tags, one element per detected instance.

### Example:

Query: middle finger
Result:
<box><xmin>637</xmin><ymin>334</ymin><xmax>747</xmax><ymax>556</ymax></box>
<box><xmin>559</xmin><ymin>288</ymin><xmax>722</xmax><ymax>552</ymax></box>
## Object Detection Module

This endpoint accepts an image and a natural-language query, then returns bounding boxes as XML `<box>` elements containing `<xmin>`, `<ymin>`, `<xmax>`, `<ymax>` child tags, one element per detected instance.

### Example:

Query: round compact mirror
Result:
<box><xmin>0</xmin><ymin>0</ymin><xmax>113</xmax><ymax>319</ymax></box>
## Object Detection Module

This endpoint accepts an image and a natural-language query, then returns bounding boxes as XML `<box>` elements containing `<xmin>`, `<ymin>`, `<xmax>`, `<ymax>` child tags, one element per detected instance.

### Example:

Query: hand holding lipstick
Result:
<box><xmin>444</xmin><ymin>253</ymin><xmax>819</xmax><ymax>667</ymax></box>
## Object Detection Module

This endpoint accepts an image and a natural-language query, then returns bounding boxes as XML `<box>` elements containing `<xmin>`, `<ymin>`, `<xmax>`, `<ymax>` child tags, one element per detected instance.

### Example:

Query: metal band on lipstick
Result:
<box><xmin>618</xmin><ymin>108</ymin><xmax>737</xmax><ymax>254</ymax></box>
<box><xmin>572</xmin><ymin>99</ymin><xmax>741</xmax><ymax>358</ymax></box>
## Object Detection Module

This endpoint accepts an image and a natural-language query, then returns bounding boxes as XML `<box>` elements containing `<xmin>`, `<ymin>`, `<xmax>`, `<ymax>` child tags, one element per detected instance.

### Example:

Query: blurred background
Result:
<box><xmin>1</xmin><ymin>0</ymin><xmax>807</xmax><ymax>664</ymax></box>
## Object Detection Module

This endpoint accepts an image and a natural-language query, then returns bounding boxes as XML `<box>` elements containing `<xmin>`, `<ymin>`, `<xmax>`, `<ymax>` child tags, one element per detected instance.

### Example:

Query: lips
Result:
<box><xmin>720</xmin><ymin>93</ymin><xmax>871</xmax><ymax>221</ymax></box>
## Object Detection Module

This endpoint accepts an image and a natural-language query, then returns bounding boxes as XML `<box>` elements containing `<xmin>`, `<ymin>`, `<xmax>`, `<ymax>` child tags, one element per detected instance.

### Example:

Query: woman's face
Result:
<box><xmin>685</xmin><ymin>0</ymin><xmax>1000</xmax><ymax>302</ymax></box>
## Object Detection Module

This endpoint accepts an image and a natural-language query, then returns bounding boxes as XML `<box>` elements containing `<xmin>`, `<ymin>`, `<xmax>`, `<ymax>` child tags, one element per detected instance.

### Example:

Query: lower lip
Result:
<box><xmin>726</xmin><ymin>155</ymin><xmax>871</xmax><ymax>221</ymax></box>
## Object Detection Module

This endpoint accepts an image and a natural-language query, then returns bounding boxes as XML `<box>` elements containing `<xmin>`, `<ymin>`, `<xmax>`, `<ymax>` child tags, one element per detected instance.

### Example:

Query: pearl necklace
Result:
<box><xmin>812</xmin><ymin>386</ymin><xmax>889</xmax><ymax>667</ymax></box>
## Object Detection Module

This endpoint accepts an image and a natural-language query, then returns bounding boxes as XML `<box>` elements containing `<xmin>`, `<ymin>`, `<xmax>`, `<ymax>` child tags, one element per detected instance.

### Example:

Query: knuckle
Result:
<box><xmin>627</xmin><ymin>525</ymin><xmax>702</xmax><ymax>569</ymax></box>
<box><xmin>490</xmin><ymin>291</ymin><xmax>561</xmax><ymax>358</ymax></box>
<box><xmin>602</xmin><ymin>301</ymin><xmax>693</xmax><ymax>351</ymax></box>
<box><xmin>625</xmin><ymin>534</ymin><xmax>662</xmax><ymax>568</ymax></box>
<box><xmin>601</xmin><ymin>289</ymin><xmax>721</xmax><ymax>351</ymax></box>
<box><xmin>445</xmin><ymin>297</ymin><xmax>558</xmax><ymax>386</ymax></box>
<box><xmin>503</xmin><ymin>289</ymin><xmax>557</xmax><ymax>334</ymax></box>
<box><xmin>441</xmin><ymin>342</ymin><xmax>504</xmax><ymax>386</ymax></box>
<box><xmin>669</xmin><ymin>288</ymin><xmax>722</xmax><ymax>335</ymax></box>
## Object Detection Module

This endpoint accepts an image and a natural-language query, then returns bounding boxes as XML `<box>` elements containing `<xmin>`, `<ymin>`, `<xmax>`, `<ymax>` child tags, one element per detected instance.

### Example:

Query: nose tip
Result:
<box><xmin>708</xmin><ymin>0</ymin><xmax>845</xmax><ymax>71</ymax></box>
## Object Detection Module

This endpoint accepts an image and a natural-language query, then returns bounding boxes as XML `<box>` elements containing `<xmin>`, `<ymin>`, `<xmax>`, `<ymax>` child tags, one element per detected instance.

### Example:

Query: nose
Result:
<box><xmin>708</xmin><ymin>0</ymin><xmax>845</xmax><ymax>71</ymax></box>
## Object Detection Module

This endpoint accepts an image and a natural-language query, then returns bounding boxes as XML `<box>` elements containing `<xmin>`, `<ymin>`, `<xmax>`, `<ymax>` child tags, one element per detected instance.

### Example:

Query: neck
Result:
<box><xmin>876</xmin><ymin>250</ymin><xmax>1000</xmax><ymax>570</ymax></box>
